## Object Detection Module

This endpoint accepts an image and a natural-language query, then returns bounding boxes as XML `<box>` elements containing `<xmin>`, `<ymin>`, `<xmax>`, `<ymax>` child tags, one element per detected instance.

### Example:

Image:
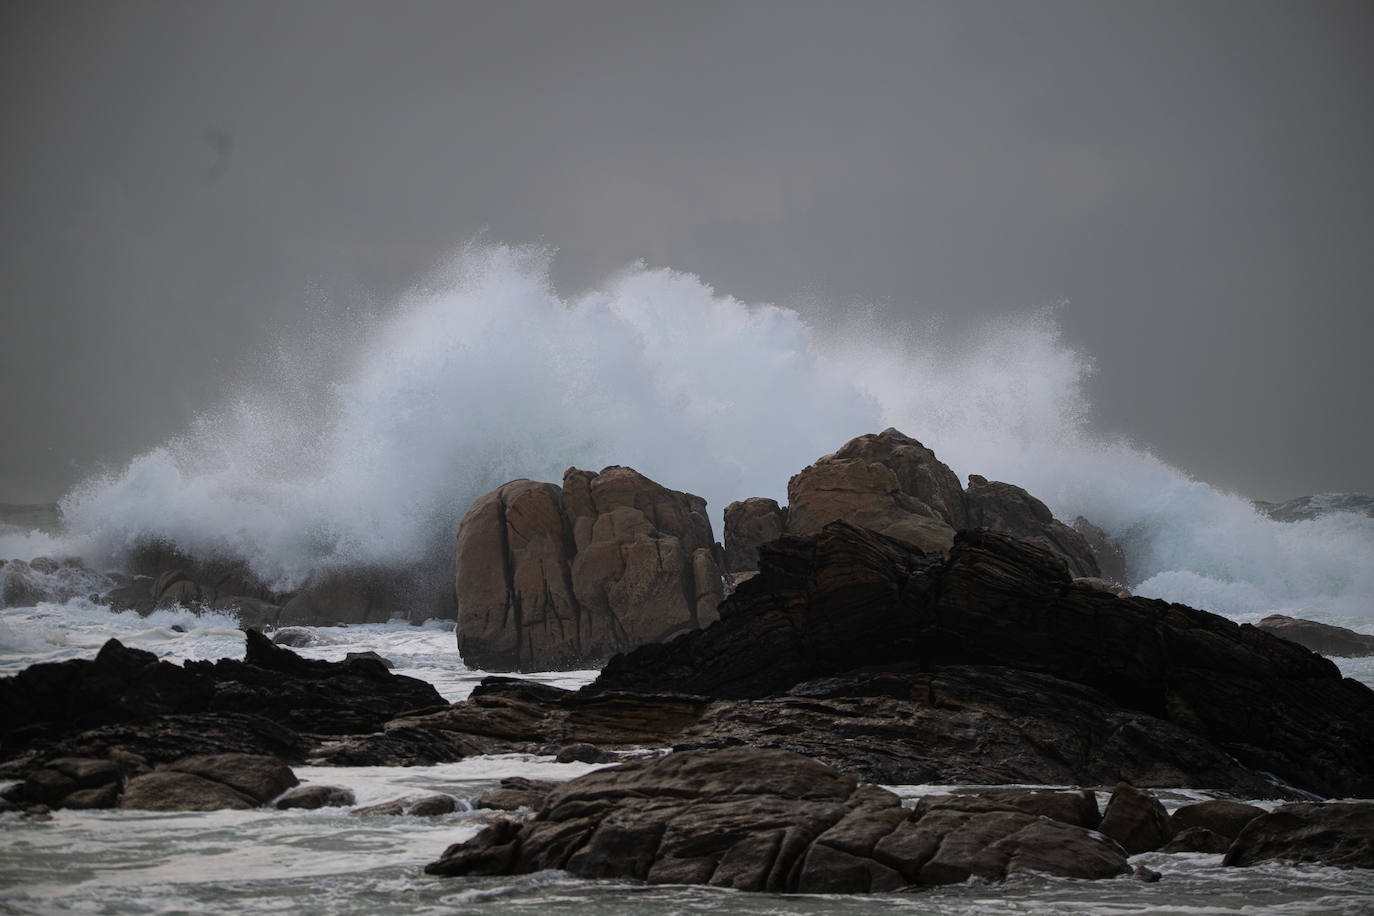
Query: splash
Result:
<box><xmin>8</xmin><ymin>242</ymin><xmax>1367</xmax><ymax>625</ymax></box>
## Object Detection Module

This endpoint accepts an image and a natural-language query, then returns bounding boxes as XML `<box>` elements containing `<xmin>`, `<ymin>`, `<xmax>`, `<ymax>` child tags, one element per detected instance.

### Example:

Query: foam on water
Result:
<box><xmin>0</xmin><ymin>242</ymin><xmax>1367</xmax><ymax>626</ymax></box>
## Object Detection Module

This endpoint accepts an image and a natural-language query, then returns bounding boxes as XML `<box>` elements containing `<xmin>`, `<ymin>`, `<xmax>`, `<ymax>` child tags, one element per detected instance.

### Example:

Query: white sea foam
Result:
<box><xmin>0</xmin><ymin>241</ymin><xmax>1365</xmax><ymax>626</ymax></box>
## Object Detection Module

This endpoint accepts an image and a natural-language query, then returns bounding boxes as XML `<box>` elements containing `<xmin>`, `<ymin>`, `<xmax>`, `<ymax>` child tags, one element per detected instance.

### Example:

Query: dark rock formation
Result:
<box><xmin>591</xmin><ymin>523</ymin><xmax>1374</xmax><ymax>798</ymax></box>
<box><xmin>964</xmin><ymin>475</ymin><xmax>1099</xmax><ymax>578</ymax></box>
<box><xmin>1224</xmin><ymin>803</ymin><xmax>1374</xmax><ymax>868</ymax></box>
<box><xmin>0</xmin><ymin>631</ymin><xmax>450</xmax><ymax>800</ymax></box>
<box><xmin>425</xmin><ymin>747</ymin><xmax>1130</xmax><ymax>890</ymax></box>
<box><xmin>475</xmin><ymin>777</ymin><xmax>558</xmax><ymax>811</ymax></box>
<box><xmin>1256</xmin><ymin>614</ymin><xmax>1374</xmax><ymax>658</ymax></box>
<box><xmin>1161</xmin><ymin>826</ymin><xmax>1231</xmax><ymax>854</ymax></box>
<box><xmin>722</xmin><ymin>497</ymin><xmax>786</xmax><ymax>573</ymax></box>
<box><xmin>355</xmin><ymin>794</ymin><xmax>460</xmax><ymax>817</ymax></box>
<box><xmin>455</xmin><ymin>466</ymin><xmax>724</xmax><ymax>671</ymax></box>
<box><xmin>1072</xmin><ymin>516</ymin><xmax>1128</xmax><ymax>585</ymax></box>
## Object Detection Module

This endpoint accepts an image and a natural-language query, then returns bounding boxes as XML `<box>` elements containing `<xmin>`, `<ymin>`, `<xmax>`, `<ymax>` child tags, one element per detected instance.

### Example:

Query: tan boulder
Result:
<box><xmin>455</xmin><ymin>467</ymin><xmax>724</xmax><ymax>671</ymax></box>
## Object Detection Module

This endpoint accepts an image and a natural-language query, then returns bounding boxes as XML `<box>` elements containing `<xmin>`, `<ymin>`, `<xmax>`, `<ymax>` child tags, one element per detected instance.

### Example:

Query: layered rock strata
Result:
<box><xmin>425</xmin><ymin>747</ymin><xmax>1131</xmax><ymax>890</ymax></box>
<box><xmin>455</xmin><ymin>466</ymin><xmax>724</xmax><ymax>671</ymax></box>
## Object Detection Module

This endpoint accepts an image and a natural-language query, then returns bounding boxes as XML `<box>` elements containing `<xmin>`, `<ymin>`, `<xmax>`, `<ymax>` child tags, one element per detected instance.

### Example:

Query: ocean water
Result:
<box><xmin>3</xmin><ymin>243</ymin><xmax>1373</xmax><ymax>911</ymax></box>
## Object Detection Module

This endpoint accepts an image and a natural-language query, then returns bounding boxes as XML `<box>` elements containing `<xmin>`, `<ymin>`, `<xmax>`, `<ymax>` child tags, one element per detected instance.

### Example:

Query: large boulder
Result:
<box><xmin>722</xmin><ymin>498</ymin><xmax>786</xmax><ymax>574</ymax></box>
<box><xmin>425</xmin><ymin>747</ymin><xmax>1129</xmax><ymax>890</ymax></box>
<box><xmin>784</xmin><ymin>428</ymin><xmax>964</xmax><ymax>554</ymax></box>
<box><xmin>964</xmin><ymin>475</ymin><xmax>1099</xmax><ymax>578</ymax></box>
<box><xmin>455</xmin><ymin>466</ymin><xmax>724</xmax><ymax>671</ymax></box>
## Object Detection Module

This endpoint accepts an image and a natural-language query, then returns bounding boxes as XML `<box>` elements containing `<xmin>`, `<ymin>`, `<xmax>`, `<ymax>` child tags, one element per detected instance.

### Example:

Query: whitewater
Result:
<box><xmin>3</xmin><ymin>242</ymin><xmax>1373</xmax><ymax>913</ymax></box>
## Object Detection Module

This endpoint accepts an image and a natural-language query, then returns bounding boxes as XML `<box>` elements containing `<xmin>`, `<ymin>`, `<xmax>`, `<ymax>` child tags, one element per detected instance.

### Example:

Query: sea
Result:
<box><xmin>3</xmin><ymin>243</ymin><xmax>1374</xmax><ymax>912</ymax></box>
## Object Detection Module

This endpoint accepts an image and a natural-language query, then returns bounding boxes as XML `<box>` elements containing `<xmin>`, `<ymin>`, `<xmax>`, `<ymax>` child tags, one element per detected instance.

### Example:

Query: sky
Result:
<box><xmin>2</xmin><ymin>0</ymin><xmax>1372</xmax><ymax>505</ymax></box>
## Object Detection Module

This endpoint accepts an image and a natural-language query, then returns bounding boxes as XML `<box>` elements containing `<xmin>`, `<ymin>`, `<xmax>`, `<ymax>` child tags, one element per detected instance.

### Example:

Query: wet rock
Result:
<box><xmin>1161</xmin><ymin>826</ymin><xmax>1231</xmax><ymax>854</ymax></box>
<box><xmin>1072</xmin><ymin>515</ymin><xmax>1128</xmax><ymax>585</ymax></box>
<box><xmin>554</xmin><ymin>742</ymin><xmax>616</xmax><ymax>764</ymax></box>
<box><xmin>1171</xmin><ymin>799</ymin><xmax>1266</xmax><ymax>841</ymax></box>
<box><xmin>276</xmin><ymin>784</ymin><xmax>356</xmax><ymax>809</ymax></box>
<box><xmin>1256</xmin><ymin>614</ymin><xmax>1374</xmax><ymax>658</ymax></box>
<box><xmin>456</xmin><ymin>466</ymin><xmax>724</xmax><ymax>671</ymax></box>
<box><xmin>270</xmin><ymin>627</ymin><xmax>317</xmax><ymax>648</ymax></box>
<box><xmin>305</xmin><ymin>726</ymin><xmax>464</xmax><ymax>767</ymax></box>
<box><xmin>61</xmin><ymin>783</ymin><xmax>121</xmax><ymax>810</ymax></box>
<box><xmin>355</xmin><ymin>794</ymin><xmax>459</xmax><ymax>817</ymax></box>
<box><xmin>1132</xmin><ymin>864</ymin><xmax>1162</xmax><ymax>882</ymax></box>
<box><xmin>120</xmin><ymin>771</ymin><xmax>258</xmax><ymax>811</ymax></box>
<box><xmin>345</xmin><ymin>650</ymin><xmax>395</xmax><ymax>669</ymax></box>
<box><xmin>475</xmin><ymin>777</ymin><xmax>558</xmax><ymax>811</ymax></box>
<box><xmin>426</xmin><ymin>747</ymin><xmax>1128</xmax><ymax>890</ymax></box>
<box><xmin>1098</xmin><ymin>783</ymin><xmax>1174</xmax><ymax>854</ymax></box>
<box><xmin>1225</xmin><ymin>803</ymin><xmax>1374</xmax><ymax>869</ymax></box>
<box><xmin>165</xmin><ymin>753</ymin><xmax>297</xmax><ymax>804</ymax></box>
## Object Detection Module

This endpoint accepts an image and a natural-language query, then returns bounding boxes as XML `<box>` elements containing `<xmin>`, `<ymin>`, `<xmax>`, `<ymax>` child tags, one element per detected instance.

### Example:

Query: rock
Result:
<box><xmin>1098</xmin><ymin>783</ymin><xmax>1174</xmax><ymax>854</ymax></box>
<box><xmin>0</xmin><ymin>632</ymin><xmax>445</xmax><ymax>766</ymax></box>
<box><xmin>276</xmin><ymin>784</ymin><xmax>356</xmax><ymax>810</ymax></box>
<box><xmin>120</xmin><ymin>771</ymin><xmax>258</xmax><ymax>811</ymax></box>
<box><xmin>22</xmin><ymin>768</ymin><xmax>78</xmax><ymax>806</ymax></box>
<box><xmin>455</xmin><ymin>466</ymin><xmax>724</xmax><ymax>671</ymax></box>
<box><xmin>475</xmin><ymin>777</ymin><xmax>558</xmax><ymax>811</ymax></box>
<box><xmin>1225</xmin><ymin>803</ymin><xmax>1374</xmax><ymax>868</ymax></box>
<box><xmin>102</xmin><ymin>581</ymin><xmax>155</xmax><ymax>615</ymax></box>
<box><xmin>1254</xmin><ymin>493</ymin><xmax>1374</xmax><ymax>523</ymax></box>
<box><xmin>270</xmin><ymin>627</ymin><xmax>317</xmax><ymax>648</ymax></box>
<box><xmin>1073</xmin><ymin>576</ymin><xmax>1131</xmax><ymax>598</ymax></box>
<box><xmin>355</xmin><ymin>794</ymin><xmax>459</xmax><ymax>817</ymax></box>
<box><xmin>1256</xmin><ymin>614</ymin><xmax>1374</xmax><ymax>658</ymax></box>
<box><xmin>1132</xmin><ymin>864</ymin><xmax>1162</xmax><ymax>882</ymax></box>
<box><xmin>1072</xmin><ymin>516</ymin><xmax>1128</xmax><ymax>585</ymax></box>
<box><xmin>305</xmin><ymin>726</ymin><xmax>464</xmax><ymax>767</ymax></box>
<box><xmin>211</xmin><ymin>596</ymin><xmax>281</xmax><ymax>631</ymax></box>
<box><xmin>722</xmin><ymin>498</ymin><xmax>786</xmax><ymax>573</ymax></box>
<box><xmin>964</xmin><ymin>475</ymin><xmax>1099</xmax><ymax>578</ymax></box>
<box><xmin>166</xmin><ymin>753</ymin><xmax>297</xmax><ymax>804</ymax></box>
<box><xmin>591</xmin><ymin>523</ymin><xmax>1374</xmax><ymax>799</ymax></box>
<box><xmin>1171</xmin><ymin>799</ymin><xmax>1266</xmax><ymax>840</ymax></box>
<box><xmin>784</xmin><ymin>428</ymin><xmax>962</xmax><ymax>554</ymax></box>
<box><xmin>345</xmin><ymin>650</ymin><xmax>394</xmax><ymax>669</ymax></box>
<box><xmin>1162</xmin><ymin>826</ymin><xmax>1231</xmax><ymax>854</ymax></box>
<box><xmin>555</xmin><ymin>742</ymin><xmax>616</xmax><ymax>764</ymax></box>
<box><xmin>59</xmin><ymin>783</ymin><xmax>120</xmax><ymax>810</ymax></box>
<box><xmin>425</xmin><ymin>747</ymin><xmax>1129</xmax><ymax>890</ymax></box>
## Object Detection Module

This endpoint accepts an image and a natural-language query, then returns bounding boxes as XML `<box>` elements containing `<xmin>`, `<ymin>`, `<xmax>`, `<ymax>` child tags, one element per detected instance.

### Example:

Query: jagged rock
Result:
<box><xmin>964</xmin><ymin>475</ymin><xmax>1099</xmax><ymax>578</ymax></box>
<box><xmin>554</xmin><ymin>742</ymin><xmax>616</xmax><ymax>764</ymax></box>
<box><xmin>1225</xmin><ymin>803</ymin><xmax>1374</xmax><ymax>868</ymax></box>
<box><xmin>591</xmin><ymin>522</ymin><xmax>1374</xmax><ymax>798</ymax></box>
<box><xmin>305</xmin><ymin>726</ymin><xmax>464</xmax><ymax>767</ymax></box>
<box><xmin>1098</xmin><ymin>783</ymin><xmax>1174</xmax><ymax>854</ymax></box>
<box><xmin>1256</xmin><ymin>614</ymin><xmax>1374</xmax><ymax>658</ymax></box>
<box><xmin>0</xmin><ymin>632</ymin><xmax>444</xmax><ymax>765</ymax></box>
<box><xmin>722</xmin><ymin>498</ymin><xmax>786</xmax><ymax>573</ymax></box>
<box><xmin>425</xmin><ymin>748</ymin><xmax>1129</xmax><ymax>890</ymax></box>
<box><xmin>1171</xmin><ymin>799</ymin><xmax>1266</xmax><ymax>840</ymax></box>
<box><xmin>455</xmin><ymin>466</ymin><xmax>724</xmax><ymax>671</ymax></box>
<box><xmin>276</xmin><ymin>784</ymin><xmax>356</xmax><ymax>809</ymax></box>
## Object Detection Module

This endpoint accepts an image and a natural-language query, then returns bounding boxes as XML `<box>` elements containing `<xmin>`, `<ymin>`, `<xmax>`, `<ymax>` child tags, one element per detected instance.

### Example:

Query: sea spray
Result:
<box><xmin>2</xmin><ymin>242</ymin><xmax>1367</xmax><ymax>626</ymax></box>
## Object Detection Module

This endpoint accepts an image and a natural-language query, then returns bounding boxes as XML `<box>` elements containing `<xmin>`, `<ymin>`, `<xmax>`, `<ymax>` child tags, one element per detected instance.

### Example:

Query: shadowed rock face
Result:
<box><xmin>592</xmin><ymin>523</ymin><xmax>1374</xmax><ymax>799</ymax></box>
<box><xmin>455</xmin><ymin>466</ymin><xmax>724</xmax><ymax>671</ymax></box>
<box><xmin>424</xmin><ymin>747</ymin><xmax>1130</xmax><ymax>891</ymax></box>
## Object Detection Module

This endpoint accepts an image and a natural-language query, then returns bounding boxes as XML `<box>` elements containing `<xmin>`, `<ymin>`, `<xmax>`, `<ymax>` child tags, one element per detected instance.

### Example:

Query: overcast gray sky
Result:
<box><xmin>2</xmin><ymin>0</ymin><xmax>1371</xmax><ymax>504</ymax></box>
